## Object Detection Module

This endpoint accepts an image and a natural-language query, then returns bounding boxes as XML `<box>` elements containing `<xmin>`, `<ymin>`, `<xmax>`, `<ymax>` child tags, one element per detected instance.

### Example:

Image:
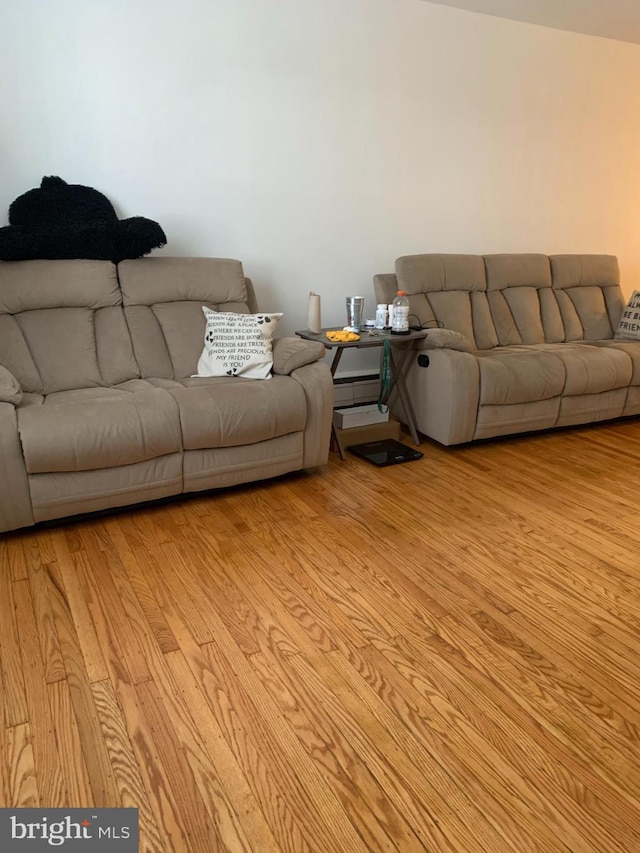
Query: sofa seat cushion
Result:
<box><xmin>580</xmin><ymin>340</ymin><xmax>640</xmax><ymax>384</ymax></box>
<box><xmin>151</xmin><ymin>375</ymin><xmax>307</xmax><ymax>450</ymax></box>
<box><xmin>43</xmin><ymin>379</ymin><xmax>156</xmax><ymax>406</ymax></box>
<box><xmin>17</xmin><ymin>382</ymin><xmax>181</xmax><ymax>474</ymax></box>
<box><xmin>476</xmin><ymin>347</ymin><xmax>565</xmax><ymax>405</ymax></box>
<box><xmin>541</xmin><ymin>343</ymin><xmax>632</xmax><ymax>395</ymax></box>
<box><xmin>476</xmin><ymin>343</ymin><xmax>632</xmax><ymax>407</ymax></box>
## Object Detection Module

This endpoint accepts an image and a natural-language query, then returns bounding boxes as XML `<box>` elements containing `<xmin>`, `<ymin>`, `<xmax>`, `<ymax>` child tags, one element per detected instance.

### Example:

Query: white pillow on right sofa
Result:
<box><xmin>615</xmin><ymin>290</ymin><xmax>640</xmax><ymax>340</ymax></box>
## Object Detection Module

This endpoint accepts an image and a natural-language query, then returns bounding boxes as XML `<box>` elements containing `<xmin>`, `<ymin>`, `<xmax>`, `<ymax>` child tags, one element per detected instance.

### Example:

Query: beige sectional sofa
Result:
<box><xmin>375</xmin><ymin>253</ymin><xmax>639</xmax><ymax>445</ymax></box>
<box><xmin>0</xmin><ymin>257</ymin><xmax>333</xmax><ymax>533</ymax></box>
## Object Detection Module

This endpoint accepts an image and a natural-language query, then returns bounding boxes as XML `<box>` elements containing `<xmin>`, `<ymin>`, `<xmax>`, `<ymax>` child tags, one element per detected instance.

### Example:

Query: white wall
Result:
<box><xmin>2</xmin><ymin>0</ymin><xmax>640</xmax><ymax>373</ymax></box>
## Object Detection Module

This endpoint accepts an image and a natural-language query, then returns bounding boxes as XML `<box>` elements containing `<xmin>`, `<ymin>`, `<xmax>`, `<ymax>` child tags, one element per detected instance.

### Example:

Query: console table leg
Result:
<box><xmin>329</xmin><ymin>348</ymin><xmax>346</xmax><ymax>458</ymax></box>
<box><xmin>389</xmin><ymin>347</ymin><xmax>422</xmax><ymax>446</ymax></box>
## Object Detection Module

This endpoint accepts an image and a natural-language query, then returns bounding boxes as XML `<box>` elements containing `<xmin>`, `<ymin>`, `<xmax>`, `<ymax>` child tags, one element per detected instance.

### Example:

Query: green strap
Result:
<box><xmin>378</xmin><ymin>338</ymin><xmax>391</xmax><ymax>413</ymax></box>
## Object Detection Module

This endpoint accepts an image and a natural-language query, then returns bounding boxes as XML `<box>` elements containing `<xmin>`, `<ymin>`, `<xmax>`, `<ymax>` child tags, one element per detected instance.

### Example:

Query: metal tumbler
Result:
<box><xmin>345</xmin><ymin>296</ymin><xmax>365</xmax><ymax>331</ymax></box>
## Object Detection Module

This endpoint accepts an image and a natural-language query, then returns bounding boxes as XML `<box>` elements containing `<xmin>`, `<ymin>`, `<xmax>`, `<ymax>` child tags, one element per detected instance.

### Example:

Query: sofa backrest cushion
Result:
<box><xmin>118</xmin><ymin>257</ymin><xmax>254</xmax><ymax>379</ymax></box>
<box><xmin>382</xmin><ymin>253</ymin><xmax>626</xmax><ymax>350</ymax></box>
<box><xmin>0</xmin><ymin>260</ymin><xmax>139</xmax><ymax>393</ymax></box>
<box><xmin>484</xmin><ymin>254</ymin><xmax>565</xmax><ymax>346</ymax></box>
<box><xmin>394</xmin><ymin>254</ymin><xmax>498</xmax><ymax>350</ymax></box>
<box><xmin>549</xmin><ymin>255</ymin><xmax>624</xmax><ymax>341</ymax></box>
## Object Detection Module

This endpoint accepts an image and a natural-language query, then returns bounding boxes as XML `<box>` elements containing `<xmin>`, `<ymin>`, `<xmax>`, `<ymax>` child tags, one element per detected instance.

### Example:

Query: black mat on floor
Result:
<box><xmin>348</xmin><ymin>439</ymin><xmax>423</xmax><ymax>467</ymax></box>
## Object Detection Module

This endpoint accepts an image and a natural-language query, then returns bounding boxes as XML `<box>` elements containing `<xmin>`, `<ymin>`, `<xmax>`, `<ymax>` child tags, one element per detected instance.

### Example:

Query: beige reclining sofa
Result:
<box><xmin>0</xmin><ymin>257</ymin><xmax>332</xmax><ymax>533</ymax></box>
<box><xmin>375</xmin><ymin>253</ymin><xmax>639</xmax><ymax>445</ymax></box>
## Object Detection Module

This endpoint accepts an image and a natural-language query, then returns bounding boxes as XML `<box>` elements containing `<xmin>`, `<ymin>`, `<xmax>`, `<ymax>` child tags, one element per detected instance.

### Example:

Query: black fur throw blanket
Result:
<box><xmin>0</xmin><ymin>176</ymin><xmax>166</xmax><ymax>262</ymax></box>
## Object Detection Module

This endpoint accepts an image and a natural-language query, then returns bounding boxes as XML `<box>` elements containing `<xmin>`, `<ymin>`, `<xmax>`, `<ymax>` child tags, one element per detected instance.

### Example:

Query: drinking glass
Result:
<box><xmin>345</xmin><ymin>296</ymin><xmax>365</xmax><ymax>331</ymax></box>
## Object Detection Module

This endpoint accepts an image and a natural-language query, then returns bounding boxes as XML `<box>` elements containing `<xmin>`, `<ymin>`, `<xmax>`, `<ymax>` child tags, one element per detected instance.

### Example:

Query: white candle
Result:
<box><xmin>307</xmin><ymin>292</ymin><xmax>321</xmax><ymax>334</ymax></box>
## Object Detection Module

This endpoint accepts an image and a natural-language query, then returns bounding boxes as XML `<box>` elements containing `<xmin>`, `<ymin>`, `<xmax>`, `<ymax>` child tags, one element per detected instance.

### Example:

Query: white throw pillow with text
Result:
<box><xmin>194</xmin><ymin>308</ymin><xmax>282</xmax><ymax>380</ymax></box>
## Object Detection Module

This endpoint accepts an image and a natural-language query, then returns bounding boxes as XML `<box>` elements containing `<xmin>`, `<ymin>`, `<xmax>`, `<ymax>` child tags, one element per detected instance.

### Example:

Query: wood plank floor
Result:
<box><xmin>2</xmin><ymin>420</ymin><xmax>640</xmax><ymax>851</ymax></box>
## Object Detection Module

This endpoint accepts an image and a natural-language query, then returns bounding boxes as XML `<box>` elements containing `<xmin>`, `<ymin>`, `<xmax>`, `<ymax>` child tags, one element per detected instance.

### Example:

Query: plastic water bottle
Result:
<box><xmin>391</xmin><ymin>290</ymin><xmax>410</xmax><ymax>335</ymax></box>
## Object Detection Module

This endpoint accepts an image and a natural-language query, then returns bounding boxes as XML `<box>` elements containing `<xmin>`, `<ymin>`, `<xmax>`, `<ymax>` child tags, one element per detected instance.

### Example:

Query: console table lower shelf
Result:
<box><xmin>332</xmin><ymin>416</ymin><xmax>401</xmax><ymax>453</ymax></box>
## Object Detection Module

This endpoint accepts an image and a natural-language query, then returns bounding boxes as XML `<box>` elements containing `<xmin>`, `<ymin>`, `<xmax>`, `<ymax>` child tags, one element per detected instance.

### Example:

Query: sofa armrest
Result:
<box><xmin>416</xmin><ymin>329</ymin><xmax>475</xmax><ymax>353</ymax></box>
<box><xmin>403</xmin><ymin>349</ymin><xmax>480</xmax><ymax>445</ymax></box>
<box><xmin>289</xmin><ymin>361</ymin><xmax>333</xmax><ymax>467</ymax></box>
<box><xmin>0</xmin><ymin>365</ymin><xmax>23</xmax><ymax>406</ymax></box>
<box><xmin>272</xmin><ymin>337</ymin><xmax>326</xmax><ymax>375</ymax></box>
<box><xmin>0</xmin><ymin>402</ymin><xmax>34</xmax><ymax>532</ymax></box>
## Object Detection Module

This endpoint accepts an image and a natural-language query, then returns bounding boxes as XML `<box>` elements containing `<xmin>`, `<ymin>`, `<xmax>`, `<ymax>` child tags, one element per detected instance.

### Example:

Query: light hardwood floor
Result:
<box><xmin>2</xmin><ymin>421</ymin><xmax>640</xmax><ymax>851</ymax></box>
